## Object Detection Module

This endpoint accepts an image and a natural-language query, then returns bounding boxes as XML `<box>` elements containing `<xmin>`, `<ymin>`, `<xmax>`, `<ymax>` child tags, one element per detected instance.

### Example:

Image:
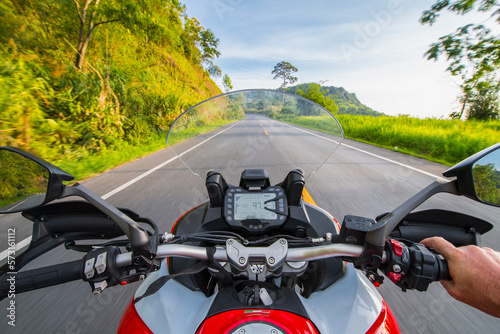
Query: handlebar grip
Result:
<box><xmin>435</xmin><ymin>253</ymin><xmax>452</xmax><ymax>281</ymax></box>
<box><xmin>0</xmin><ymin>260</ymin><xmax>83</xmax><ymax>300</ymax></box>
<box><xmin>383</xmin><ymin>240</ymin><xmax>453</xmax><ymax>291</ymax></box>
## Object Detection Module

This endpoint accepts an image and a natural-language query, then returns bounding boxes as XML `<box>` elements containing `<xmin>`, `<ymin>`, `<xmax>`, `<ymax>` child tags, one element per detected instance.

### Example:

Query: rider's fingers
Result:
<box><xmin>420</xmin><ymin>237</ymin><xmax>457</xmax><ymax>260</ymax></box>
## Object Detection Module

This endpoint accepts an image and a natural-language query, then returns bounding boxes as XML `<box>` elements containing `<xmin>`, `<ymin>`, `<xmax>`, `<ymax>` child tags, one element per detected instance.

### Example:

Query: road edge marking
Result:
<box><xmin>341</xmin><ymin>143</ymin><xmax>448</xmax><ymax>182</ymax></box>
<box><xmin>282</xmin><ymin>122</ymin><xmax>447</xmax><ymax>182</ymax></box>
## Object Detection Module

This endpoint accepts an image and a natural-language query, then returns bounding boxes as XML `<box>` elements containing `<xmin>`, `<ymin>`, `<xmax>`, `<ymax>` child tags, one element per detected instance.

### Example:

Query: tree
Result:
<box><xmin>295</xmin><ymin>83</ymin><xmax>338</xmax><ymax>115</ymax></box>
<box><xmin>208</xmin><ymin>64</ymin><xmax>221</xmax><ymax>78</ymax></box>
<box><xmin>466</xmin><ymin>81</ymin><xmax>500</xmax><ymax>120</ymax></box>
<box><xmin>222</xmin><ymin>74</ymin><xmax>233</xmax><ymax>92</ymax></box>
<box><xmin>272</xmin><ymin>61</ymin><xmax>298</xmax><ymax>91</ymax></box>
<box><xmin>199</xmin><ymin>28</ymin><xmax>221</xmax><ymax>63</ymax></box>
<box><xmin>182</xmin><ymin>16</ymin><xmax>221</xmax><ymax>75</ymax></box>
<box><xmin>421</xmin><ymin>0</ymin><xmax>500</xmax><ymax>120</ymax></box>
<box><xmin>473</xmin><ymin>163</ymin><xmax>500</xmax><ymax>204</ymax></box>
<box><xmin>72</xmin><ymin>0</ymin><xmax>119</xmax><ymax>70</ymax></box>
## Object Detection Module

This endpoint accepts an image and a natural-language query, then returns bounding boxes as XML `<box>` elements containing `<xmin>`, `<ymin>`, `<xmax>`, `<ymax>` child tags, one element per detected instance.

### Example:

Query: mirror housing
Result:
<box><xmin>443</xmin><ymin>143</ymin><xmax>500</xmax><ymax>207</ymax></box>
<box><xmin>0</xmin><ymin>147</ymin><xmax>74</xmax><ymax>213</ymax></box>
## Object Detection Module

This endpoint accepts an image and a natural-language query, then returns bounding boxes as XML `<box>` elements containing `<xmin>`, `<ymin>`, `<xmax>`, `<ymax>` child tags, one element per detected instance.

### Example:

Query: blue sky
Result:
<box><xmin>183</xmin><ymin>0</ymin><xmax>496</xmax><ymax>118</ymax></box>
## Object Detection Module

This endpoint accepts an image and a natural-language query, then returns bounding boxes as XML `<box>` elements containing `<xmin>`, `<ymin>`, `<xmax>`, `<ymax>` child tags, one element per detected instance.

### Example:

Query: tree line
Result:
<box><xmin>0</xmin><ymin>0</ymin><xmax>225</xmax><ymax>161</ymax></box>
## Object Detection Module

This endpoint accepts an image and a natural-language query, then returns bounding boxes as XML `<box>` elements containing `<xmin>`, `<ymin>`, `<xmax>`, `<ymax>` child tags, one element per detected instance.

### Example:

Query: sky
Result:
<box><xmin>183</xmin><ymin>0</ymin><xmax>497</xmax><ymax>118</ymax></box>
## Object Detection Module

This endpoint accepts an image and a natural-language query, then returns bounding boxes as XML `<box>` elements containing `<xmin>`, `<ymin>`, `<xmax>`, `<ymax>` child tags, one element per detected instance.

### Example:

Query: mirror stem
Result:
<box><xmin>365</xmin><ymin>179</ymin><xmax>460</xmax><ymax>247</ymax></box>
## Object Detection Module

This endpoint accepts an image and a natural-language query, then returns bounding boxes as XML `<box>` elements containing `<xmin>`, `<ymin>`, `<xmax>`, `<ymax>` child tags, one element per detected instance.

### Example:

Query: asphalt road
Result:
<box><xmin>1</xmin><ymin>115</ymin><xmax>499</xmax><ymax>333</ymax></box>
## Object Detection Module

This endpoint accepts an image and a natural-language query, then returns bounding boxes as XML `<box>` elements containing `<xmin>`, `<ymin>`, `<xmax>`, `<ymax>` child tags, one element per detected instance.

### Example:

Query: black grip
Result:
<box><xmin>435</xmin><ymin>253</ymin><xmax>452</xmax><ymax>281</ymax></box>
<box><xmin>0</xmin><ymin>260</ymin><xmax>83</xmax><ymax>300</ymax></box>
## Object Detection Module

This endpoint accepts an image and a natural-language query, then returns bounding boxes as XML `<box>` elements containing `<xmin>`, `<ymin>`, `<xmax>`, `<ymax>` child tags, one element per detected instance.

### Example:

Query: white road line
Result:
<box><xmin>5</xmin><ymin>198</ymin><xmax>30</xmax><ymax>212</ymax></box>
<box><xmin>341</xmin><ymin>143</ymin><xmax>448</xmax><ymax>182</ymax></box>
<box><xmin>0</xmin><ymin>237</ymin><xmax>31</xmax><ymax>263</ymax></box>
<box><xmin>0</xmin><ymin>122</ymin><xmax>240</xmax><ymax>262</ymax></box>
<box><xmin>102</xmin><ymin>121</ymin><xmax>239</xmax><ymax>199</ymax></box>
<box><xmin>283</xmin><ymin>122</ymin><xmax>341</xmax><ymax>145</ymax></box>
<box><xmin>283</xmin><ymin>122</ymin><xmax>447</xmax><ymax>182</ymax></box>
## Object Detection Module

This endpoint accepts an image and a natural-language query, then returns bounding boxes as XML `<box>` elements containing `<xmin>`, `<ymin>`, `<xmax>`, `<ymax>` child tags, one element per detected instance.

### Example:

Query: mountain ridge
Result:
<box><xmin>286</xmin><ymin>83</ymin><xmax>384</xmax><ymax>116</ymax></box>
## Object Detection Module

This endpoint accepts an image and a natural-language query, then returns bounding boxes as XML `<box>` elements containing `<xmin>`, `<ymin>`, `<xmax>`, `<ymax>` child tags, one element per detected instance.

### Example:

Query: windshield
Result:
<box><xmin>167</xmin><ymin>89</ymin><xmax>344</xmax><ymax>186</ymax></box>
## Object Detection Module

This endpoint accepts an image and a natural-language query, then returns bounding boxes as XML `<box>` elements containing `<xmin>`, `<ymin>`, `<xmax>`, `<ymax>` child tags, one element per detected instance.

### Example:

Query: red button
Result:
<box><xmin>120</xmin><ymin>281</ymin><xmax>128</xmax><ymax>286</ymax></box>
<box><xmin>388</xmin><ymin>272</ymin><xmax>402</xmax><ymax>283</ymax></box>
<box><xmin>389</xmin><ymin>239</ymin><xmax>403</xmax><ymax>257</ymax></box>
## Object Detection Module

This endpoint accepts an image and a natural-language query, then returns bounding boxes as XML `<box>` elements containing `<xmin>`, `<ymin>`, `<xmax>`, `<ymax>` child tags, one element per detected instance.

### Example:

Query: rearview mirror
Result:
<box><xmin>472</xmin><ymin>149</ymin><xmax>500</xmax><ymax>205</ymax></box>
<box><xmin>0</xmin><ymin>150</ymin><xmax>49</xmax><ymax>212</ymax></box>
<box><xmin>0</xmin><ymin>147</ymin><xmax>74</xmax><ymax>213</ymax></box>
<box><xmin>443</xmin><ymin>143</ymin><xmax>500</xmax><ymax>207</ymax></box>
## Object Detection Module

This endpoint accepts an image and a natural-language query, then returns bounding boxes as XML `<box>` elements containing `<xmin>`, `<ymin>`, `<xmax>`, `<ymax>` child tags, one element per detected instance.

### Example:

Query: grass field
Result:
<box><xmin>289</xmin><ymin>115</ymin><xmax>500</xmax><ymax>165</ymax></box>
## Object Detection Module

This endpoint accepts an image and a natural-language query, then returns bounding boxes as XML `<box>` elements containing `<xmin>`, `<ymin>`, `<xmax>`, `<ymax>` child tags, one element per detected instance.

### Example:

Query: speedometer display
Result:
<box><xmin>234</xmin><ymin>193</ymin><xmax>277</xmax><ymax>220</ymax></box>
<box><xmin>224</xmin><ymin>186</ymin><xmax>287</xmax><ymax>232</ymax></box>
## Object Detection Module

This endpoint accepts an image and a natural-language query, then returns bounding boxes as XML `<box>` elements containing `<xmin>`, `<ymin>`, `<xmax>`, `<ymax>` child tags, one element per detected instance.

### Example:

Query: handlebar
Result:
<box><xmin>115</xmin><ymin>243</ymin><xmax>367</xmax><ymax>267</ymax></box>
<box><xmin>0</xmin><ymin>260</ymin><xmax>83</xmax><ymax>300</ymax></box>
<box><xmin>0</xmin><ymin>239</ymin><xmax>450</xmax><ymax>298</ymax></box>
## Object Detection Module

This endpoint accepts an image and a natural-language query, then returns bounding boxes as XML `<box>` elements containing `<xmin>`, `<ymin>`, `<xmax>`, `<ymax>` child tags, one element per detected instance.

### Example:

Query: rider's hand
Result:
<box><xmin>420</xmin><ymin>237</ymin><xmax>500</xmax><ymax>318</ymax></box>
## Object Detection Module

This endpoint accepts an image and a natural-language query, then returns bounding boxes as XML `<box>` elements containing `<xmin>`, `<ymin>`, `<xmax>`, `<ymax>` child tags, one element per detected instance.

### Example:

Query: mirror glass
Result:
<box><xmin>472</xmin><ymin>149</ymin><xmax>500</xmax><ymax>205</ymax></box>
<box><xmin>0</xmin><ymin>149</ymin><xmax>50</xmax><ymax>213</ymax></box>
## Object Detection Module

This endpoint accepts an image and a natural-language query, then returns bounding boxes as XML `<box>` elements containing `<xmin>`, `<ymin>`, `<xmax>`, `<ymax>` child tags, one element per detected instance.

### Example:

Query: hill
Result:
<box><xmin>286</xmin><ymin>84</ymin><xmax>384</xmax><ymax>116</ymax></box>
<box><xmin>0</xmin><ymin>0</ymin><xmax>221</xmax><ymax>164</ymax></box>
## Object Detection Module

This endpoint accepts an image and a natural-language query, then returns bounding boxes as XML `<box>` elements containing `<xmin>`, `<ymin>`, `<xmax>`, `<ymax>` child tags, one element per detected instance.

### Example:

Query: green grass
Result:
<box><xmin>289</xmin><ymin>115</ymin><xmax>500</xmax><ymax>166</ymax></box>
<box><xmin>166</xmin><ymin>120</ymin><xmax>237</xmax><ymax>146</ymax></box>
<box><xmin>284</xmin><ymin>115</ymin><xmax>340</xmax><ymax>134</ymax></box>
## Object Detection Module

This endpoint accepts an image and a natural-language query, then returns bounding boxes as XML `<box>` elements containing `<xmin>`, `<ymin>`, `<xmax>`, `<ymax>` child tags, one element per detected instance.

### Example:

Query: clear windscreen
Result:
<box><xmin>166</xmin><ymin>89</ymin><xmax>344</xmax><ymax>187</ymax></box>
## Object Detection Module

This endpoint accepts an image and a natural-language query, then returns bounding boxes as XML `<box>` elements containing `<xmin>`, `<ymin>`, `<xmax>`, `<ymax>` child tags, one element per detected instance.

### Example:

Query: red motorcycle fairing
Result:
<box><xmin>117</xmin><ymin>298</ymin><xmax>400</xmax><ymax>334</ymax></box>
<box><xmin>366</xmin><ymin>300</ymin><xmax>400</xmax><ymax>334</ymax></box>
<box><xmin>196</xmin><ymin>300</ymin><xmax>400</xmax><ymax>334</ymax></box>
<box><xmin>118</xmin><ymin>300</ymin><xmax>153</xmax><ymax>334</ymax></box>
<box><xmin>196</xmin><ymin>309</ymin><xmax>319</xmax><ymax>334</ymax></box>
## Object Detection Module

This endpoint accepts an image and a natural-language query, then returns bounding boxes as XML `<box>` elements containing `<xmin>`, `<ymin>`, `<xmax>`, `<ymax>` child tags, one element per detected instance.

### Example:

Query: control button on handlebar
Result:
<box><xmin>84</xmin><ymin>258</ymin><xmax>95</xmax><ymax>279</ymax></box>
<box><xmin>95</xmin><ymin>252</ymin><xmax>107</xmax><ymax>274</ymax></box>
<box><xmin>388</xmin><ymin>272</ymin><xmax>402</xmax><ymax>283</ymax></box>
<box><xmin>389</xmin><ymin>239</ymin><xmax>403</xmax><ymax>257</ymax></box>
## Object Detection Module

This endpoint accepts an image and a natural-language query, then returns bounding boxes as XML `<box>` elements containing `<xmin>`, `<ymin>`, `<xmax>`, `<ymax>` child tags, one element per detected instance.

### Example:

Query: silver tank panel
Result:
<box><xmin>299</xmin><ymin>264</ymin><xmax>383</xmax><ymax>333</ymax></box>
<box><xmin>134</xmin><ymin>261</ymin><xmax>382</xmax><ymax>333</ymax></box>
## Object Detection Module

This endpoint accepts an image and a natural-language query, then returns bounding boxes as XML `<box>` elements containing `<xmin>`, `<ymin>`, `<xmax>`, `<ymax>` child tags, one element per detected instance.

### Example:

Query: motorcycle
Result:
<box><xmin>0</xmin><ymin>89</ymin><xmax>499</xmax><ymax>333</ymax></box>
